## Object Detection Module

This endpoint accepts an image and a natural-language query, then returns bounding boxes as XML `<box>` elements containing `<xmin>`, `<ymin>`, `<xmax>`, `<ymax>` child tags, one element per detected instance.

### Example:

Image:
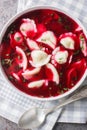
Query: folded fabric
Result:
<box><xmin>0</xmin><ymin>1</ymin><xmax>87</xmax><ymax>130</ymax></box>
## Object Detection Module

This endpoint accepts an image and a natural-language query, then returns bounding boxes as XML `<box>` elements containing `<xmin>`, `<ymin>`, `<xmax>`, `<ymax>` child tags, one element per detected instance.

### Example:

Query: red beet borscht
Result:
<box><xmin>0</xmin><ymin>8</ymin><xmax>87</xmax><ymax>98</ymax></box>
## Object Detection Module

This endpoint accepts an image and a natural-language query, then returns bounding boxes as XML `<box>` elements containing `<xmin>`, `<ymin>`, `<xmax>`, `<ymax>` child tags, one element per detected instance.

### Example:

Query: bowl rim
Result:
<box><xmin>0</xmin><ymin>6</ymin><xmax>87</xmax><ymax>101</ymax></box>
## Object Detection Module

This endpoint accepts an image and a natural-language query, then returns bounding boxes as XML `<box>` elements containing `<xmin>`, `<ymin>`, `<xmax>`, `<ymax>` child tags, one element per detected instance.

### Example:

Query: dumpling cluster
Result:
<box><xmin>9</xmin><ymin>18</ymin><xmax>87</xmax><ymax>90</ymax></box>
<box><xmin>1</xmin><ymin>8</ymin><xmax>87</xmax><ymax>98</ymax></box>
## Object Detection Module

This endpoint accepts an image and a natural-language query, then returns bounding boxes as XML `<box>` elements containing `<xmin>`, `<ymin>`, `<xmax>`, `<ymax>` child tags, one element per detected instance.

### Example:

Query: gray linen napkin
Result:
<box><xmin>0</xmin><ymin>1</ymin><xmax>87</xmax><ymax>130</ymax></box>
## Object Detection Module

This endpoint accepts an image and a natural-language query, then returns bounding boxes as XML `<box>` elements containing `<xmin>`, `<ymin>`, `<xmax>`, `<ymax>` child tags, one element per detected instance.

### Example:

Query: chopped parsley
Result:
<box><xmin>74</xmin><ymin>50</ymin><xmax>80</xmax><ymax>55</ymax></box>
<box><xmin>1</xmin><ymin>58</ymin><xmax>13</xmax><ymax>66</ymax></box>
<box><xmin>63</xmin><ymin>88</ymin><xmax>68</xmax><ymax>91</ymax></box>
<box><xmin>58</xmin><ymin>17</ymin><xmax>62</xmax><ymax>23</ymax></box>
<box><xmin>15</xmin><ymin>37</ymin><xmax>21</xmax><ymax>42</ymax></box>
<box><xmin>50</xmin><ymin>13</ymin><xmax>54</xmax><ymax>16</ymax></box>
<box><xmin>8</xmin><ymin>75</ymin><xmax>14</xmax><ymax>80</ymax></box>
<box><xmin>41</xmin><ymin>39</ymin><xmax>46</xmax><ymax>42</ymax></box>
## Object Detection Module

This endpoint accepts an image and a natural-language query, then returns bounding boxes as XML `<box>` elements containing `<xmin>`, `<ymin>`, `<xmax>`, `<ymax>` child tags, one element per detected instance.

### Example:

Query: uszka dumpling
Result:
<box><xmin>20</xmin><ymin>18</ymin><xmax>37</xmax><ymax>37</ymax></box>
<box><xmin>16</xmin><ymin>46</ymin><xmax>27</xmax><ymax>71</ymax></box>
<box><xmin>45</xmin><ymin>63</ymin><xmax>59</xmax><ymax>84</ymax></box>
<box><xmin>30</xmin><ymin>50</ymin><xmax>51</xmax><ymax>67</ymax></box>
<box><xmin>28</xmin><ymin>80</ymin><xmax>45</xmax><ymax>88</ymax></box>
<box><xmin>52</xmin><ymin>47</ymin><xmax>69</xmax><ymax>64</ymax></box>
<box><xmin>79</xmin><ymin>33</ymin><xmax>87</xmax><ymax>57</ymax></box>
<box><xmin>54</xmin><ymin>51</ymin><xmax>68</xmax><ymax>64</ymax></box>
<box><xmin>26</xmin><ymin>38</ymin><xmax>40</xmax><ymax>50</ymax></box>
<box><xmin>60</xmin><ymin>37</ymin><xmax>74</xmax><ymax>49</ymax></box>
<box><xmin>59</xmin><ymin>32</ymin><xmax>78</xmax><ymax>50</ymax></box>
<box><xmin>22</xmin><ymin>67</ymin><xmax>41</xmax><ymax>80</ymax></box>
<box><xmin>36</xmin><ymin>31</ymin><xmax>57</xmax><ymax>49</ymax></box>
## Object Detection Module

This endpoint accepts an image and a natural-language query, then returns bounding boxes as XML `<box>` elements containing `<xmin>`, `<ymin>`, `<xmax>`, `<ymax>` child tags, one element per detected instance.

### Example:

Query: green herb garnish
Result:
<box><xmin>15</xmin><ymin>37</ymin><xmax>21</xmax><ymax>42</ymax></box>
<box><xmin>50</xmin><ymin>13</ymin><xmax>54</xmax><ymax>16</ymax></box>
<box><xmin>1</xmin><ymin>59</ymin><xmax>5</xmax><ymax>65</ymax></box>
<box><xmin>21</xmin><ymin>28</ymin><xmax>25</xmax><ymax>31</ymax></box>
<box><xmin>80</xmin><ymin>35</ymin><xmax>85</xmax><ymax>50</ymax></box>
<box><xmin>41</xmin><ymin>39</ymin><xmax>46</xmax><ymax>42</ymax></box>
<box><xmin>80</xmin><ymin>42</ymin><xmax>84</xmax><ymax>50</ymax></box>
<box><xmin>1</xmin><ymin>59</ymin><xmax>13</xmax><ymax>66</ymax></box>
<box><xmin>60</xmin><ymin>72</ymin><xmax>63</xmax><ymax>76</ymax></box>
<box><xmin>63</xmin><ymin>88</ymin><xmax>68</xmax><ymax>91</ymax></box>
<box><xmin>65</xmin><ymin>25</ymin><xmax>70</xmax><ymax>30</ymax></box>
<box><xmin>8</xmin><ymin>75</ymin><xmax>13</xmax><ymax>80</ymax></box>
<box><xmin>58</xmin><ymin>17</ymin><xmax>62</xmax><ymax>23</ymax></box>
<box><xmin>9</xmin><ymin>30</ymin><xmax>14</xmax><ymax>34</ymax></box>
<box><xmin>59</xmin><ymin>84</ymin><xmax>62</xmax><ymax>88</ymax></box>
<box><xmin>60</xmin><ymin>90</ymin><xmax>64</xmax><ymax>94</ymax></box>
<box><xmin>74</xmin><ymin>50</ymin><xmax>80</xmax><ymax>55</ymax></box>
<box><xmin>23</xmin><ymin>78</ymin><xmax>26</xmax><ymax>83</ymax></box>
<box><xmin>80</xmin><ymin>35</ymin><xmax>84</xmax><ymax>40</ymax></box>
<box><xmin>15</xmin><ymin>65</ymin><xmax>21</xmax><ymax>71</ymax></box>
<box><xmin>26</xmin><ymin>52</ymin><xmax>30</xmax><ymax>56</ymax></box>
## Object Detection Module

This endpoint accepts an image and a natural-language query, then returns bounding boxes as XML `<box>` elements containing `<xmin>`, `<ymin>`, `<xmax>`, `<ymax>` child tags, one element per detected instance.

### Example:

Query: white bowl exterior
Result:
<box><xmin>0</xmin><ymin>6</ymin><xmax>87</xmax><ymax>101</ymax></box>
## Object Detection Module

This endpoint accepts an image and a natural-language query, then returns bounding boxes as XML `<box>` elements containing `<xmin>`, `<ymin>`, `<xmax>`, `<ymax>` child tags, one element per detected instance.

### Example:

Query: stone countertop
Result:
<box><xmin>0</xmin><ymin>0</ymin><xmax>87</xmax><ymax>130</ymax></box>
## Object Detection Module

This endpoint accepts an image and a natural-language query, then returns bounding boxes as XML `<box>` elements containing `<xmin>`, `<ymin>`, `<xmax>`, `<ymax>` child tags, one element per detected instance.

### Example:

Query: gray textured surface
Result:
<box><xmin>0</xmin><ymin>0</ymin><xmax>87</xmax><ymax>130</ymax></box>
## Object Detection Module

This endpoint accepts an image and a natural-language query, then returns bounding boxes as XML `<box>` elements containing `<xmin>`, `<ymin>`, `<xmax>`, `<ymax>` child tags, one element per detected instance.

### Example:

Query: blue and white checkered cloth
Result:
<box><xmin>0</xmin><ymin>0</ymin><xmax>87</xmax><ymax>130</ymax></box>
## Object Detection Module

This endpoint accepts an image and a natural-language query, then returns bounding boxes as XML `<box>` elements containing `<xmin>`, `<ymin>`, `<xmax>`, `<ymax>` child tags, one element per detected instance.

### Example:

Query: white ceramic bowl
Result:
<box><xmin>0</xmin><ymin>6</ymin><xmax>87</xmax><ymax>101</ymax></box>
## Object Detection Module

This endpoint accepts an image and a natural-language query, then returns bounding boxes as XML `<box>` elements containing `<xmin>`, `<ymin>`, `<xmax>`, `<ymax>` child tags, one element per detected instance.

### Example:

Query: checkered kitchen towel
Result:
<box><xmin>0</xmin><ymin>0</ymin><xmax>87</xmax><ymax>130</ymax></box>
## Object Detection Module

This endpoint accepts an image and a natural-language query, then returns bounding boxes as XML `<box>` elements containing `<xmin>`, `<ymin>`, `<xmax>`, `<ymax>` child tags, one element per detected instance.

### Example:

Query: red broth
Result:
<box><xmin>0</xmin><ymin>9</ymin><xmax>87</xmax><ymax>98</ymax></box>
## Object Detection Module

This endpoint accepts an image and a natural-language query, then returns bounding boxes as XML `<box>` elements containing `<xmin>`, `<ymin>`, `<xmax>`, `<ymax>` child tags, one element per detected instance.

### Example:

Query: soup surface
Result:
<box><xmin>1</xmin><ymin>9</ymin><xmax>87</xmax><ymax>98</ymax></box>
